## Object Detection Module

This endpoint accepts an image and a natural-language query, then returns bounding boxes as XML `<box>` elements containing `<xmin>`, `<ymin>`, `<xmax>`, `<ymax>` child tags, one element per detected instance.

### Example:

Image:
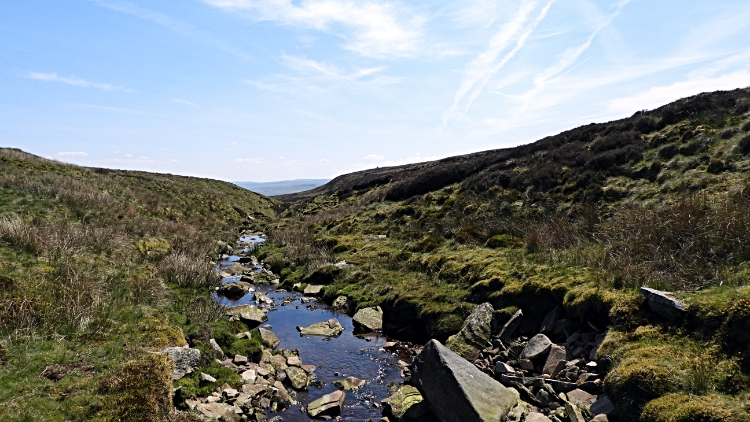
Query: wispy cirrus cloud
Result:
<box><xmin>28</xmin><ymin>72</ymin><xmax>132</xmax><ymax>92</ymax></box>
<box><xmin>442</xmin><ymin>0</ymin><xmax>554</xmax><ymax>129</ymax></box>
<box><xmin>280</xmin><ymin>54</ymin><xmax>403</xmax><ymax>86</ymax></box>
<box><xmin>202</xmin><ymin>0</ymin><xmax>425</xmax><ymax>58</ymax></box>
<box><xmin>91</xmin><ymin>0</ymin><xmax>252</xmax><ymax>60</ymax></box>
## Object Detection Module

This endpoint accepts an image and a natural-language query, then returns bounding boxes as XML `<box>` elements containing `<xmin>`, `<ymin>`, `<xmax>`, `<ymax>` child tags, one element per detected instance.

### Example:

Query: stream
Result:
<box><xmin>214</xmin><ymin>235</ymin><xmax>405</xmax><ymax>421</ymax></box>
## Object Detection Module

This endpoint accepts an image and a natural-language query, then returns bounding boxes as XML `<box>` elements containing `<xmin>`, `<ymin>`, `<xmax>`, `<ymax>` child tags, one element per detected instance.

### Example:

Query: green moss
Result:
<box><xmin>100</xmin><ymin>353</ymin><xmax>174</xmax><ymax>422</ymax></box>
<box><xmin>641</xmin><ymin>393</ymin><xmax>750</xmax><ymax>422</ymax></box>
<box><xmin>485</xmin><ymin>234</ymin><xmax>523</xmax><ymax>249</ymax></box>
<box><xmin>174</xmin><ymin>363</ymin><xmax>242</xmax><ymax>400</ymax></box>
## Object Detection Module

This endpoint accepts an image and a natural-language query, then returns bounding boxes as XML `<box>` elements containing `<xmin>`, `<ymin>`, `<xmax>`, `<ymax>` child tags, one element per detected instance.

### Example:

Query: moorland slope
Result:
<box><xmin>262</xmin><ymin>87</ymin><xmax>750</xmax><ymax>421</ymax></box>
<box><xmin>0</xmin><ymin>149</ymin><xmax>276</xmax><ymax>421</ymax></box>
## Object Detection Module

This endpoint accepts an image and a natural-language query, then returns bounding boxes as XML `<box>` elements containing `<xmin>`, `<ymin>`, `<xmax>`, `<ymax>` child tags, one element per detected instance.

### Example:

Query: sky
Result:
<box><xmin>2</xmin><ymin>0</ymin><xmax>750</xmax><ymax>182</ymax></box>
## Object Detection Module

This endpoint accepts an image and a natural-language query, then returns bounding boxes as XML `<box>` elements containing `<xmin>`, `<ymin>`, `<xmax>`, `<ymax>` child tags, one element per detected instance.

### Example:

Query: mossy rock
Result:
<box><xmin>302</xmin><ymin>265</ymin><xmax>342</xmax><ymax>285</ymax></box>
<box><xmin>641</xmin><ymin>393</ymin><xmax>750</xmax><ymax>422</ymax></box>
<box><xmin>604</xmin><ymin>357</ymin><xmax>678</xmax><ymax>419</ymax></box>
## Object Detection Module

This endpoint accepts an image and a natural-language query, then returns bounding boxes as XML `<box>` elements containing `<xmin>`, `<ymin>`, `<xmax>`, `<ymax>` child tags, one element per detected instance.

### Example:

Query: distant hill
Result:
<box><xmin>234</xmin><ymin>179</ymin><xmax>330</xmax><ymax>196</ymax></box>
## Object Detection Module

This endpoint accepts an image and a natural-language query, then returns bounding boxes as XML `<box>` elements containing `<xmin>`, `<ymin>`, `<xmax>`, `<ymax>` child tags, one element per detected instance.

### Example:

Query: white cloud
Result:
<box><xmin>363</xmin><ymin>154</ymin><xmax>384</xmax><ymax>161</ymax></box>
<box><xmin>236</xmin><ymin>158</ymin><xmax>263</xmax><ymax>164</ymax></box>
<box><xmin>56</xmin><ymin>151</ymin><xmax>89</xmax><ymax>157</ymax></box>
<box><xmin>28</xmin><ymin>72</ymin><xmax>132</xmax><ymax>92</ymax></box>
<box><xmin>607</xmin><ymin>71</ymin><xmax>750</xmax><ymax>115</ymax></box>
<box><xmin>282</xmin><ymin>55</ymin><xmax>385</xmax><ymax>81</ymax></box>
<box><xmin>202</xmin><ymin>0</ymin><xmax>424</xmax><ymax>58</ymax></box>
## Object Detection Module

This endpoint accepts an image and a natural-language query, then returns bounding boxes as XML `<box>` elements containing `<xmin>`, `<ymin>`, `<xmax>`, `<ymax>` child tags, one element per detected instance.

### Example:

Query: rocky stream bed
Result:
<box><xmin>163</xmin><ymin>232</ymin><xmax>689</xmax><ymax>421</ymax></box>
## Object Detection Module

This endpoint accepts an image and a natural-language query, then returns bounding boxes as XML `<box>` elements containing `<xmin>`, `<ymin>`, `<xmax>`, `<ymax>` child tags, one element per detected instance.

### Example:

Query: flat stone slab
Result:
<box><xmin>307</xmin><ymin>390</ymin><xmax>345</xmax><ymax>417</ymax></box>
<box><xmin>284</xmin><ymin>366</ymin><xmax>308</xmax><ymax>390</ymax></box>
<box><xmin>382</xmin><ymin>385</ymin><xmax>434</xmax><ymax>422</ymax></box>
<box><xmin>411</xmin><ymin>340</ymin><xmax>519</xmax><ymax>422</ymax></box>
<box><xmin>640</xmin><ymin>287</ymin><xmax>687</xmax><ymax>321</ymax></box>
<box><xmin>333</xmin><ymin>376</ymin><xmax>366</xmax><ymax>392</ymax></box>
<box><xmin>303</xmin><ymin>284</ymin><xmax>325</xmax><ymax>296</ymax></box>
<box><xmin>499</xmin><ymin>309</ymin><xmax>523</xmax><ymax>340</ymax></box>
<box><xmin>226</xmin><ymin>304</ymin><xmax>268</xmax><ymax>327</ymax></box>
<box><xmin>522</xmin><ymin>334</ymin><xmax>552</xmax><ymax>360</ymax></box>
<box><xmin>543</xmin><ymin>344</ymin><xmax>567</xmax><ymax>375</ymax></box>
<box><xmin>297</xmin><ymin>318</ymin><xmax>345</xmax><ymax>336</ymax></box>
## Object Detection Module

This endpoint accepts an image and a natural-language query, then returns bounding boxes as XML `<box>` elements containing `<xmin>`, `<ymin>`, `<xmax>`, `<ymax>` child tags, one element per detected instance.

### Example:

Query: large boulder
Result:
<box><xmin>258</xmin><ymin>327</ymin><xmax>280</xmax><ymax>349</ymax></box>
<box><xmin>297</xmin><ymin>319</ymin><xmax>345</xmax><ymax>336</ymax></box>
<box><xmin>521</xmin><ymin>334</ymin><xmax>552</xmax><ymax>360</ymax></box>
<box><xmin>304</xmin><ymin>284</ymin><xmax>325</xmax><ymax>296</ymax></box>
<box><xmin>411</xmin><ymin>340</ymin><xmax>520</xmax><ymax>422</ymax></box>
<box><xmin>382</xmin><ymin>385</ymin><xmax>437</xmax><ymax>422</ymax></box>
<box><xmin>226</xmin><ymin>304</ymin><xmax>268</xmax><ymax>327</ymax></box>
<box><xmin>307</xmin><ymin>390</ymin><xmax>346</xmax><ymax>417</ymax></box>
<box><xmin>352</xmin><ymin>306</ymin><xmax>384</xmax><ymax>333</ymax></box>
<box><xmin>157</xmin><ymin>345</ymin><xmax>200</xmax><ymax>380</ymax></box>
<box><xmin>446</xmin><ymin>302</ymin><xmax>493</xmax><ymax>355</ymax></box>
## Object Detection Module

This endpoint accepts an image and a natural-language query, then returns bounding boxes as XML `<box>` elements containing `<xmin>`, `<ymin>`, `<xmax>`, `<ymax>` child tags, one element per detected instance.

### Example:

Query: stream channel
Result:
<box><xmin>213</xmin><ymin>235</ymin><xmax>405</xmax><ymax>421</ymax></box>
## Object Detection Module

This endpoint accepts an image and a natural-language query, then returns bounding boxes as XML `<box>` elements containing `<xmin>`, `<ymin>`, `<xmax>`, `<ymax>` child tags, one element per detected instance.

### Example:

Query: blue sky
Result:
<box><xmin>2</xmin><ymin>0</ymin><xmax>750</xmax><ymax>182</ymax></box>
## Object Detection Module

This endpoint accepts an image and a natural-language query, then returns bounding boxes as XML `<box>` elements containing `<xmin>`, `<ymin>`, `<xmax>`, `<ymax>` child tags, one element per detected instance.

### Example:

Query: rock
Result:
<box><xmin>493</xmin><ymin>361</ymin><xmax>514</xmax><ymax>375</ymax></box>
<box><xmin>549</xmin><ymin>360</ymin><xmax>567</xmax><ymax>379</ymax></box>
<box><xmin>498</xmin><ymin>375</ymin><xmax>577</xmax><ymax>393</ymax></box>
<box><xmin>297</xmin><ymin>318</ymin><xmax>345</xmax><ymax>336</ymax></box>
<box><xmin>307</xmin><ymin>390</ymin><xmax>346</xmax><ymax>417</ymax></box>
<box><xmin>410</xmin><ymin>340</ymin><xmax>519</xmax><ymax>422</ymax></box>
<box><xmin>565</xmin><ymin>402</ymin><xmax>585</xmax><ymax>422</ymax></box>
<box><xmin>445</xmin><ymin>302</ymin><xmax>493</xmax><ymax>355</ymax></box>
<box><xmin>566</xmin><ymin>389</ymin><xmax>596</xmax><ymax>409</ymax></box>
<box><xmin>520</xmin><ymin>359</ymin><xmax>535</xmax><ymax>371</ymax></box>
<box><xmin>226</xmin><ymin>305</ymin><xmax>268</xmax><ymax>327</ymax></box>
<box><xmin>269</xmin><ymin>354</ymin><xmax>288</xmax><ymax>371</ymax></box>
<box><xmin>525</xmin><ymin>413</ymin><xmax>553</xmax><ymax>422</ymax></box>
<box><xmin>241</xmin><ymin>369</ymin><xmax>256</xmax><ymax>383</ymax></box>
<box><xmin>334</xmin><ymin>260</ymin><xmax>353</xmax><ymax>269</ymax></box>
<box><xmin>382</xmin><ymin>385</ymin><xmax>436</xmax><ymax>422</ymax></box>
<box><xmin>303</xmin><ymin>284</ymin><xmax>325</xmax><ymax>296</ymax></box>
<box><xmin>521</xmin><ymin>334</ymin><xmax>552</xmax><ymax>360</ymax></box>
<box><xmin>196</xmin><ymin>402</ymin><xmax>239</xmax><ymax>421</ymax></box>
<box><xmin>254</xmin><ymin>292</ymin><xmax>273</xmax><ymax>305</ymax></box>
<box><xmin>499</xmin><ymin>309</ymin><xmax>523</xmax><ymax>341</ymax></box>
<box><xmin>640</xmin><ymin>287</ymin><xmax>687</xmax><ymax>321</ymax></box>
<box><xmin>258</xmin><ymin>327</ymin><xmax>280</xmax><ymax>349</ymax></box>
<box><xmin>209</xmin><ymin>339</ymin><xmax>224</xmax><ymax>359</ymax></box>
<box><xmin>223</xmin><ymin>388</ymin><xmax>239</xmax><ymax>399</ymax></box>
<box><xmin>352</xmin><ymin>306</ymin><xmax>384</xmax><ymax>333</ymax></box>
<box><xmin>217</xmin><ymin>281</ymin><xmax>254</xmax><ymax>297</ymax></box>
<box><xmin>333</xmin><ymin>376</ymin><xmax>366</xmax><ymax>392</ymax></box>
<box><xmin>331</xmin><ymin>295</ymin><xmax>354</xmax><ymax>313</ymax></box>
<box><xmin>284</xmin><ymin>366</ymin><xmax>308</xmax><ymax>390</ymax></box>
<box><xmin>286</xmin><ymin>355</ymin><xmax>301</xmax><ymax>366</ymax></box>
<box><xmin>542</xmin><ymin>344</ymin><xmax>567</xmax><ymax>375</ymax></box>
<box><xmin>200</xmin><ymin>372</ymin><xmax>217</xmax><ymax>383</ymax></box>
<box><xmin>540</xmin><ymin>306</ymin><xmax>562</xmax><ymax>334</ymax></box>
<box><xmin>157</xmin><ymin>345</ymin><xmax>200</xmax><ymax>380</ymax></box>
<box><xmin>590</xmin><ymin>394</ymin><xmax>615</xmax><ymax>415</ymax></box>
<box><xmin>233</xmin><ymin>354</ymin><xmax>248</xmax><ymax>365</ymax></box>
<box><xmin>592</xmin><ymin>415</ymin><xmax>609</xmax><ymax>422</ymax></box>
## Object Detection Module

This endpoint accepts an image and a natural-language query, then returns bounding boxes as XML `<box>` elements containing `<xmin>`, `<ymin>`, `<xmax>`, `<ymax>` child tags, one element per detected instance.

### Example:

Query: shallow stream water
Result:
<box><xmin>214</xmin><ymin>241</ymin><xmax>404</xmax><ymax>421</ymax></box>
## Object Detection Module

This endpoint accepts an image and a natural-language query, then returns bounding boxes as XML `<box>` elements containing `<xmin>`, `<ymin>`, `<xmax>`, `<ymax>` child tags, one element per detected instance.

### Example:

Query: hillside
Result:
<box><xmin>233</xmin><ymin>179</ymin><xmax>330</xmax><ymax>197</ymax></box>
<box><xmin>0</xmin><ymin>149</ymin><xmax>276</xmax><ymax>421</ymax></box>
<box><xmin>261</xmin><ymin>87</ymin><xmax>750</xmax><ymax>421</ymax></box>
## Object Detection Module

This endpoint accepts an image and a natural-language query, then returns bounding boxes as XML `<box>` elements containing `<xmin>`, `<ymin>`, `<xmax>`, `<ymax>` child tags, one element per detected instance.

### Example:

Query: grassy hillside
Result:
<box><xmin>0</xmin><ymin>148</ymin><xmax>275</xmax><ymax>421</ymax></box>
<box><xmin>262</xmin><ymin>88</ymin><xmax>750</xmax><ymax>421</ymax></box>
